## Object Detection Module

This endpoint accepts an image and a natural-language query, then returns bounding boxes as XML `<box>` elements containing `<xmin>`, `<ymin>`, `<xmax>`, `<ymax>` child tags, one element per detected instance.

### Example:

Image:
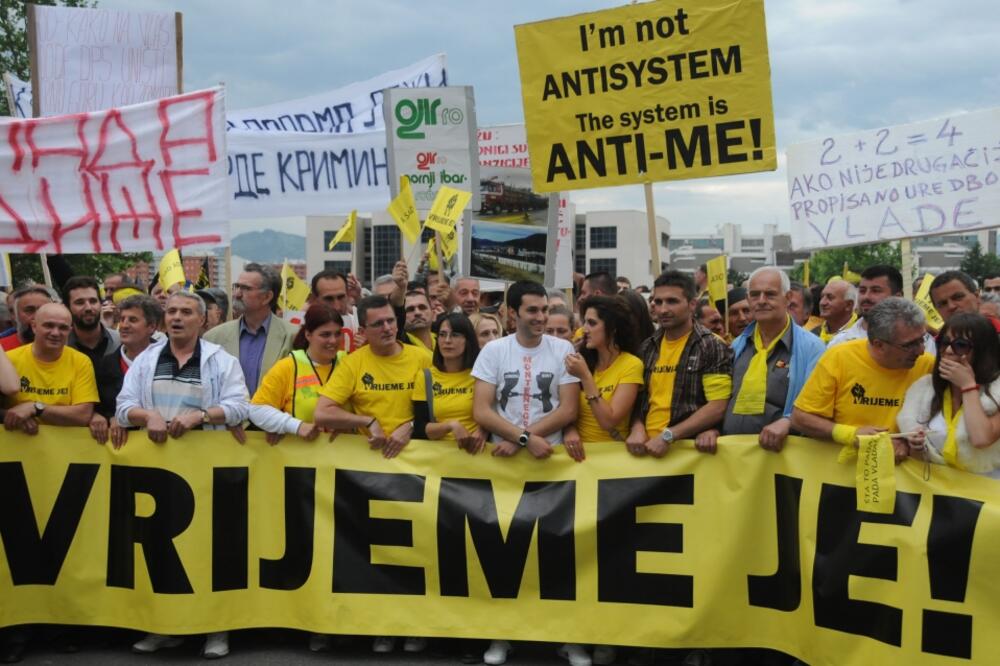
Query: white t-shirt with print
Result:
<box><xmin>471</xmin><ymin>334</ymin><xmax>579</xmax><ymax>444</ymax></box>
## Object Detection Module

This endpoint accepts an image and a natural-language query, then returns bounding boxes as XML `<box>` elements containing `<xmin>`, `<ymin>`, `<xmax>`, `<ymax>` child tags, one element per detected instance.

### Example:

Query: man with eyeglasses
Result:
<box><xmin>314</xmin><ymin>295</ymin><xmax>431</xmax><ymax>459</ymax></box>
<box><xmin>204</xmin><ymin>263</ymin><xmax>298</xmax><ymax>396</ymax></box>
<box><xmin>930</xmin><ymin>270</ymin><xmax>1000</xmax><ymax>333</ymax></box>
<box><xmin>828</xmin><ymin>265</ymin><xmax>936</xmax><ymax>353</ymax></box>
<box><xmin>792</xmin><ymin>298</ymin><xmax>935</xmax><ymax>462</ymax></box>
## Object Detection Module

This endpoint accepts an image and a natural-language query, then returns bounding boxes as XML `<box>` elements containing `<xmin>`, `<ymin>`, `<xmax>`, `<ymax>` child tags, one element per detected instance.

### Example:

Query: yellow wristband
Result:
<box><xmin>831</xmin><ymin>424</ymin><xmax>858</xmax><ymax>446</ymax></box>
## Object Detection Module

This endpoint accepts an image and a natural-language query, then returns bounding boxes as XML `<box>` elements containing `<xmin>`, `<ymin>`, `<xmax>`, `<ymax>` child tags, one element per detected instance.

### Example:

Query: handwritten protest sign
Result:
<box><xmin>0</xmin><ymin>87</ymin><xmax>229</xmax><ymax>254</ymax></box>
<box><xmin>788</xmin><ymin>107</ymin><xmax>1000</xmax><ymax>250</ymax></box>
<box><xmin>514</xmin><ymin>0</ymin><xmax>775</xmax><ymax>193</ymax></box>
<box><xmin>3</xmin><ymin>72</ymin><xmax>32</xmax><ymax>119</ymax></box>
<box><xmin>224</xmin><ymin>55</ymin><xmax>447</xmax><ymax>218</ymax></box>
<box><xmin>29</xmin><ymin>5</ymin><xmax>180</xmax><ymax>116</ymax></box>
<box><xmin>227</xmin><ymin>54</ymin><xmax>446</xmax><ymax>134</ymax></box>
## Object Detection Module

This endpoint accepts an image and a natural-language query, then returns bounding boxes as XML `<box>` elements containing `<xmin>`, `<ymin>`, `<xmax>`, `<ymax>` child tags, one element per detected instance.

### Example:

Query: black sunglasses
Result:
<box><xmin>940</xmin><ymin>337</ymin><xmax>973</xmax><ymax>355</ymax></box>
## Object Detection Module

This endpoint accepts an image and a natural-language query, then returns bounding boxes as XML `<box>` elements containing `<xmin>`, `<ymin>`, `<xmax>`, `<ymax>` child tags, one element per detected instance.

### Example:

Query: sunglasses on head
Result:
<box><xmin>940</xmin><ymin>337</ymin><xmax>973</xmax><ymax>355</ymax></box>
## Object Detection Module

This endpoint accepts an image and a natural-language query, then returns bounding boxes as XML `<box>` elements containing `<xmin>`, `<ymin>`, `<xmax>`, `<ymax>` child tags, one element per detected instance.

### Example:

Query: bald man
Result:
<box><xmin>2</xmin><ymin>303</ymin><xmax>97</xmax><ymax>435</ymax></box>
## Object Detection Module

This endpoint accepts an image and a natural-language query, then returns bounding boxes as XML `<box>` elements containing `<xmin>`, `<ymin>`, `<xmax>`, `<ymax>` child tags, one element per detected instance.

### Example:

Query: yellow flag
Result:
<box><xmin>280</xmin><ymin>262</ymin><xmax>310</xmax><ymax>312</ymax></box>
<box><xmin>439</xmin><ymin>226</ymin><xmax>458</xmax><ymax>261</ymax></box>
<box><xmin>158</xmin><ymin>249</ymin><xmax>186</xmax><ymax>291</ymax></box>
<box><xmin>425</xmin><ymin>186</ymin><xmax>471</xmax><ymax>233</ymax></box>
<box><xmin>328</xmin><ymin>211</ymin><xmax>357</xmax><ymax>249</ymax></box>
<box><xmin>914</xmin><ymin>272</ymin><xmax>946</xmax><ymax>331</ymax></box>
<box><xmin>706</xmin><ymin>255</ymin><xmax>727</xmax><ymax>303</ymax></box>
<box><xmin>387</xmin><ymin>177</ymin><xmax>421</xmax><ymax>244</ymax></box>
<box><xmin>802</xmin><ymin>259</ymin><xmax>810</xmax><ymax>287</ymax></box>
<box><xmin>842</xmin><ymin>262</ymin><xmax>861</xmax><ymax>285</ymax></box>
<box><xmin>855</xmin><ymin>433</ymin><xmax>897</xmax><ymax>514</ymax></box>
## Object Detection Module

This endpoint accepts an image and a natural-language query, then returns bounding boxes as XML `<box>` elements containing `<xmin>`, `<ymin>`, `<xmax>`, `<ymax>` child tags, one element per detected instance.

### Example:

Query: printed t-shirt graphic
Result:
<box><xmin>794</xmin><ymin>338</ymin><xmax>934</xmax><ymax>430</ymax></box>
<box><xmin>5</xmin><ymin>345</ymin><xmax>98</xmax><ymax>407</ymax></box>
<box><xmin>411</xmin><ymin>366</ymin><xmax>477</xmax><ymax>440</ymax></box>
<box><xmin>645</xmin><ymin>333</ymin><xmax>690</xmax><ymax>432</ymax></box>
<box><xmin>471</xmin><ymin>334</ymin><xmax>579</xmax><ymax>444</ymax></box>
<box><xmin>576</xmin><ymin>352</ymin><xmax>644</xmax><ymax>442</ymax></box>
<box><xmin>320</xmin><ymin>344</ymin><xmax>432</xmax><ymax>433</ymax></box>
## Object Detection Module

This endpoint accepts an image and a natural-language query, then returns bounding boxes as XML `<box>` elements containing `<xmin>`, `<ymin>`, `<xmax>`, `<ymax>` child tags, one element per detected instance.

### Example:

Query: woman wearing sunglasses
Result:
<box><xmin>898</xmin><ymin>312</ymin><xmax>1000</xmax><ymax>477</ymax></box>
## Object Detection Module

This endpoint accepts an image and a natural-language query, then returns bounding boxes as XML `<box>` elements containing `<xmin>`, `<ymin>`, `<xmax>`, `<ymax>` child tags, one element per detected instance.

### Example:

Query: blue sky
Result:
<box><xmin>118</xmin><ymin>0</ymin><xmax>1000</xmax><ymax>238</ymax></box>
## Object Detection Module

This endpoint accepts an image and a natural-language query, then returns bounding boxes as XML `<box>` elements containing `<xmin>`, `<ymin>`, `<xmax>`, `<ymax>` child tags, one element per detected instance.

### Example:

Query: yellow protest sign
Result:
<box><xmin>439</xmin><ymin>226</ymin><xmax>459</xmax><ymax>261</ymax></box>
<box><xmin>914</xmin><ymin>272</ymin><xmax>946</xmax><ymax>331</ymax></box>
<box><xmin>387</xmin><ymin>176</ymin><xmax>422</xmax><ymax>244</ymax></box>
<box><xmin>158</xmin><ymin>248</ymin><xmax>185</xmax><ymax>291</ymax></box>
<box><xmin>856</xmin><ymin>432</ymin><xmax>897</xmax><ymax>514</ymax></box>
<box><xmin>3</xmin><ymin>431</ymin><xmax>1000</xmax><ymax>665</ymax></box>
<box><xmin>327</xmin><ymin>210</ymin><xmax>357</xmax><ymax>249</ymax></box>
<box><xmin>514</xmin><ymin>0</ymin><xmax>776</xmax><ymax>193</ymax></box>
<box><xmin>802</xmin><ymin>259</ymin><xmax>810</xmax><ymax>287</ymax></box>
<box><xmin>706</xmin><ymin>254</ymin><xmax>727</xmax><ymax>303</ymax></box>
<box><xmin>425</xmin><ymin>186</ymin><xmax>471</xmax><ymax>233</ymax></box>
<box><xmin>426</xmin><ymin>236</ymin><xmax>442</xmax><ymax>270</ymax></box>
<box><xmin>279</xmin><ymin>261</ymin><xmax>310</xmax><ymax>312</ymax></box>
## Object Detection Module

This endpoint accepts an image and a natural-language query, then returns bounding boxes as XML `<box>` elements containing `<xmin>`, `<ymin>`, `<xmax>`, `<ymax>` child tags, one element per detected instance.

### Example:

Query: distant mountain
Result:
<box><xmin>231</xmin><ymin>230</ymin><xmax>305</xmax><ymax>263</ymax></box>
<box><xmin>472</xmin><ymin>232</ymin><xmax>547</xmax><ymax>253</ymax></box>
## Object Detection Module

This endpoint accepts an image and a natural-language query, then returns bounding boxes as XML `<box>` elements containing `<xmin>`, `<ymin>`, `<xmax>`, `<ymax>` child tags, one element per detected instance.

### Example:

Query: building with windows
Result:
<box><xmin>573</xmin><ymin>210</ymin><xmax>671</xmax><ymax>288</ymax></box>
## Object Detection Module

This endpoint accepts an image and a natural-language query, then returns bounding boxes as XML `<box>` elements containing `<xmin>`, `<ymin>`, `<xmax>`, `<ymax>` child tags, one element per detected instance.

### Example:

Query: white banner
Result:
<box><xmin>3</xmin><ymin>73</ymin><xmax>31</xmax><ymax>119</ymax></box>
<box><xmin>225</xmin><ymin>55</ymin><xmax>447</xmax><ymax>217</ymax></box>
<box><xmin>0</xmin><ymin>87</ymin><xmax>229</xmax><ymax>254</ymax></box>
<box><xmin>227</xmin><ymin>54</ymin><xmax>446</xmax><ymax>134</ymax></box>
<box><xmin>788</xmin><ymin>107</ymin><xmax>1000</xmax><ymax>250</ymax></box>
<box><xmin>32</xmin><ymin>5</ymin><xmax>179</xmax><ymax>117</ymax></box>
<box><xmin>385</xmin><ymin>86</ymin><xmax>479</xmax><ymax>212</ymax></box>
<box><xmin>227</xmin><ymin>130</ymin><xmax>389</xmax><ymax>218</ymax></box>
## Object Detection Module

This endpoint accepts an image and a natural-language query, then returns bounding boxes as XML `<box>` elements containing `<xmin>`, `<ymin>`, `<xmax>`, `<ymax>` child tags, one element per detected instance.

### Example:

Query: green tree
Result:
<box><xmin>788</xmin><ymin>242</ymin><xmax>902</xmax><ymax>286</ymax></box>
<box><xmin>959</xmin><ymin>241</ymin><xmax>1000</xmax><ymax>284</ymax></box>
<box><xmin>0</xmin><ymin>0</ymin><xmax>95</xmax><ymax>116</ymax></box>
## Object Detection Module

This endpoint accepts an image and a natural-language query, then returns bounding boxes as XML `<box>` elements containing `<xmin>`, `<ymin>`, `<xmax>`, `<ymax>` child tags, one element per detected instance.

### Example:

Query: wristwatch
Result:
<box><xmin>660</xmin><ymin>428</ymin><xmax>675</xmax><ymax>443</ymax></box>
<box><xmin>201</xmin><ymin>409</ymin><xmax>211</xmax><ymax>425</ymax></box>
<box><xmin>34</xmin><ymin>402</ymin><xmax>46</xmax><ymax>418</ymax></box>
<box><xmin>518</xmin><ymin>430</ymin><xmax>531</xmax><ymax>447</ymax></box>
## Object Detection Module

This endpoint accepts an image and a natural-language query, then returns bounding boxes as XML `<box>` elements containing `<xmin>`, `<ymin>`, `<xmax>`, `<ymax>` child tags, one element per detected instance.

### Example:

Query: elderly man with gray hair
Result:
<box><xmin>811</xmin><ymin>278</ymin><xmax>858</xmax><ymax>343</ymax></box>
<box><xmin>118</xmin><ymin>291</ymin><xmax>249</xmax><ymax>658</ymax></box>
<box><xmin>792</xmin><ymin>297</ymin><xmax>936</xmax><ymax>462</ymax></box>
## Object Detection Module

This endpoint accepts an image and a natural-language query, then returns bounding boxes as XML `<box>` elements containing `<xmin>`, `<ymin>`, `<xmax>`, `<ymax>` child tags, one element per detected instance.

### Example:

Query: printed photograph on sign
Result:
<box><xmin>470</xmin><ymin>221</ymin><xmax>546</xmax><ymax>283</ymax></box>
<box><xmin>477</xmin><ymin>168</ymin><xmax>549</xmax><ymax>225</ymax></box>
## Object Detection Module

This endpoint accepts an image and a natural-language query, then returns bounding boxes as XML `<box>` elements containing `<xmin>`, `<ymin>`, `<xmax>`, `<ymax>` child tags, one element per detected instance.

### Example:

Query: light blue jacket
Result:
<box><xmin>731</xmin><ymin>319</ymin><xmax>826</xmax><ymax>418</ymax></box>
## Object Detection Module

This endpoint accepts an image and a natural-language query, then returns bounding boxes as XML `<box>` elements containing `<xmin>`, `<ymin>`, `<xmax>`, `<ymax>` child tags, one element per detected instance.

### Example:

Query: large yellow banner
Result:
<box><xmin>514</xmin><ymin>0</ymin><xmax>777</xmax><ymax>192</ymax></box>
<box><xmin>2</xmin><ymin>430</ymin><xmax>998</xmax><ymax>665</ymax></box>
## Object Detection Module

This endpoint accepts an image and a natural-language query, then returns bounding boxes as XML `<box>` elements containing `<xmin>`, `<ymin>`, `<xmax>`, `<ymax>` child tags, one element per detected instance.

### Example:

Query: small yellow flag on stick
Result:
<box><xmin>706</xmin><ymin>255</ymin><xmax>727</xmax><ymax>304</ymax></box>
<box><xmin>439</xmin><ymin>226</ymin><xmax>459</xmax><ymax>261</ymax></box>
<box><xmin>802</xmin><ymin>259</ymin><xmax>810</xmax><ymax>287</ymax></box>
<box><xmin>842</xmin><ymin>262</ymin><xmax>861</xmax><ymax>285</ymax></box>
<box><xmin>158</xmin><ymin>249</ymin><xmax>186</xmax><ymax>291</ymax></box>
<box><xmin>280</xmin><ymin>262</ymin><xmax>310</xmax><ymax>312</ymax></box>
<box><xmin>328</xmin><ymin>211</ymin><xmax>357</xmax><ymax>250</ymax></box>
<box><xmin>425</xmin><ymin>186</ymin><xmax>471</xmax><ymax>233</ymax></box>
<box><xmin>914</xmin><ymin>272</ymin><xmax>946</xmax><ymax>331</ymax></box>
<box><xmin>387</xmin><ymin>177</ymin><xmax>421</xmax><ymax>244</ymax></box>
<box><xmin>854</xmin><ymin>432</ymin><xmax>897</xmax><ymax>514</ymax></box>
<box><xmin>426</xmin><ymin>237</ymin><xmax>441</xmax><ymax>271</ymax></box>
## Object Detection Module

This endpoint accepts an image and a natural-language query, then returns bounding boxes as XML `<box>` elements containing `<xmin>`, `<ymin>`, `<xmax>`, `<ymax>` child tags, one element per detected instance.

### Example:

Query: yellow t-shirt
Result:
<box><xmin>5</xmin><ymin>344</ymin><xmax>98</xmax><ymax>407</ymax></box>
<box><xmin>794</xmin><ymin>338</ymin><xmax>934</xmax><ymax>430</ymax></box>
<box><xmin>251</xmin><ymin>355</ymin><xmax>335</xmax><ymax>414</ymax></box>
<box><xmin>576</xmin><ymin>352</ymin><xmax>644</xmax><ymax>443</ymax></box>
<box><xmin>320</xmin><ymin>343</ymin><xmax>432</xmax><ymax>433</ymax></box>
<box><xmin>646</xmin><ymin>333</ymin><xmax>690</xmax><ymax>432</ymax></box>
<box><xmin>407</xmin><ymin>332</ymin><xmax>436</xmax><ymax>352</ymax></box>
<box><xmin>411</xmin><ymin>366</ymin><xmax>477</xmax><ymax>440</ymax></box>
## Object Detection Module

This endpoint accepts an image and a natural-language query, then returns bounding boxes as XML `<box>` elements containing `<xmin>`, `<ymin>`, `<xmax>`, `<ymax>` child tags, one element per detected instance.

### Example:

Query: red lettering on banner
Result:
<box><xmin>25</xmin><ymin>115</ymin><xmax>90</xmax><ymax>169</ymax></box>
<box><xmin>0</xmin><ymin>194</ymin><xmax>44</xmax><ymax>252</ymax></box>
<box><xmin>8</xmin><ymin>125</ymin><xmax>25</xmax><ymax>172</ymax></box>
<box><xmin>41</xmin><ymin>176</ymin><xmax>102</xmax><ymax>254</ymax></box>
<box><xmin>159</xmin><ymin>169</ymin><xmax>220</xmax><ymax>248</ymax></box>
<box><xmin>157</xmin><ymin>90</ymin><xmax>217</xmax><ymax>167</ymax></box>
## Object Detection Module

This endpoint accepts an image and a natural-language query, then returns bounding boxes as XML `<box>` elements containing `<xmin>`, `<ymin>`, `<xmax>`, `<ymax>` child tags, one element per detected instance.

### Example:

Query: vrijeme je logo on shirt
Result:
<box><xmin>850</xmin><ymin>383</ymin><xmax>900</xmax><ymax>407</ymax></box>
<box><xmin>361</xmin><ymin>372</ymin><xmax>413</xmax><ymax>392</ymax></box>
<box><xmin>18</xmin><ymin>375</ymin><xmax>69</xmax><ymax>397</ymax></box>
<box><xmin>652</xmin><ymin>363</ymin><xmax>677</xmax><ymax>374</ymax></box>
<box><xmin>433</xmin><ymin>382</ymin><xmax>469</xmax><ymax>397</ymax></box>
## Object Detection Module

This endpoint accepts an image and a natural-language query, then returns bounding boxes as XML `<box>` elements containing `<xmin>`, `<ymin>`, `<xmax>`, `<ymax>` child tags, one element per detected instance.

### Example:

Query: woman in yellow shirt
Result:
<box><xmin>249</xmin><ymin>303</ymin><xmax>345</xmax><ymax>444</ymax></box>
<box><xmin>564</xmin><ymin>295</ymin><xmax>644</xmax><ymax>458</ymax></box>
<box><xmin>412</xmin><ymin>313</ymin><xmax>485</xmax><ymax>453</ymax></box>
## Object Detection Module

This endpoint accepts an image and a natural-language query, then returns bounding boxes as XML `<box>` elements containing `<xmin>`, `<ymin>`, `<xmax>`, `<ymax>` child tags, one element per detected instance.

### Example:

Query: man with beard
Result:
<box><xmin>627</xmin><ymin>270</ymin><xmax>733</xmax><ymax>457</ymax></box>
<box><xmin>0</xmin><ymin>285</ymin><xmax>56</xmax><ymax>351</ymax></box>
<box><xmin>404</xmin><ymin>290</ymin><xmax>436</xmax><ymax>351</ymax></box>
<box><xmin>828</xmin><ymin>265</ymin><xmax>936</xmax><ymax>353</ymax></box>
<box><xmin>89</xmin><ymin>294</ymin><xmax>162</xmax><ymax>448</ymax></box>
<box><xmin>63</xmin><ymin>276</ymin><xmax>120</xmax><ymax>366</ymax></box>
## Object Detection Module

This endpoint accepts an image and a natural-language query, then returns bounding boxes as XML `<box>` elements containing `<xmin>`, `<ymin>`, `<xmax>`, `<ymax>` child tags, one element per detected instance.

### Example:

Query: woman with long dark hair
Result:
<box><xmin>899</xmin><ymin>312</ymin><xmax>1000</xmax><ymax>477</ymax></box>
<box><xmin>249</xmin><ymin>303</ymin><xmax>345</xmax><ymax>445</ymax></box>
<box><xmin>563</xmin><ymin>296</ymin><xmax>643</xmax><ymax>459</ymax></box>
<box><xmin>412</xmin><ymin>312</ymin><xmax>484</xmax><ymax>453</ymax></box>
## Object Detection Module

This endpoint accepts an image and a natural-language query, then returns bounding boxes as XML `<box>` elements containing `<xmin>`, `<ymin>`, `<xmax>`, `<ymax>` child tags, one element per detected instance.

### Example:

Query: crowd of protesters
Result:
<box><xmin>3</xmin><ymin>258</ymin><xmax>1000</xmax><ymax>666</ymax></box>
